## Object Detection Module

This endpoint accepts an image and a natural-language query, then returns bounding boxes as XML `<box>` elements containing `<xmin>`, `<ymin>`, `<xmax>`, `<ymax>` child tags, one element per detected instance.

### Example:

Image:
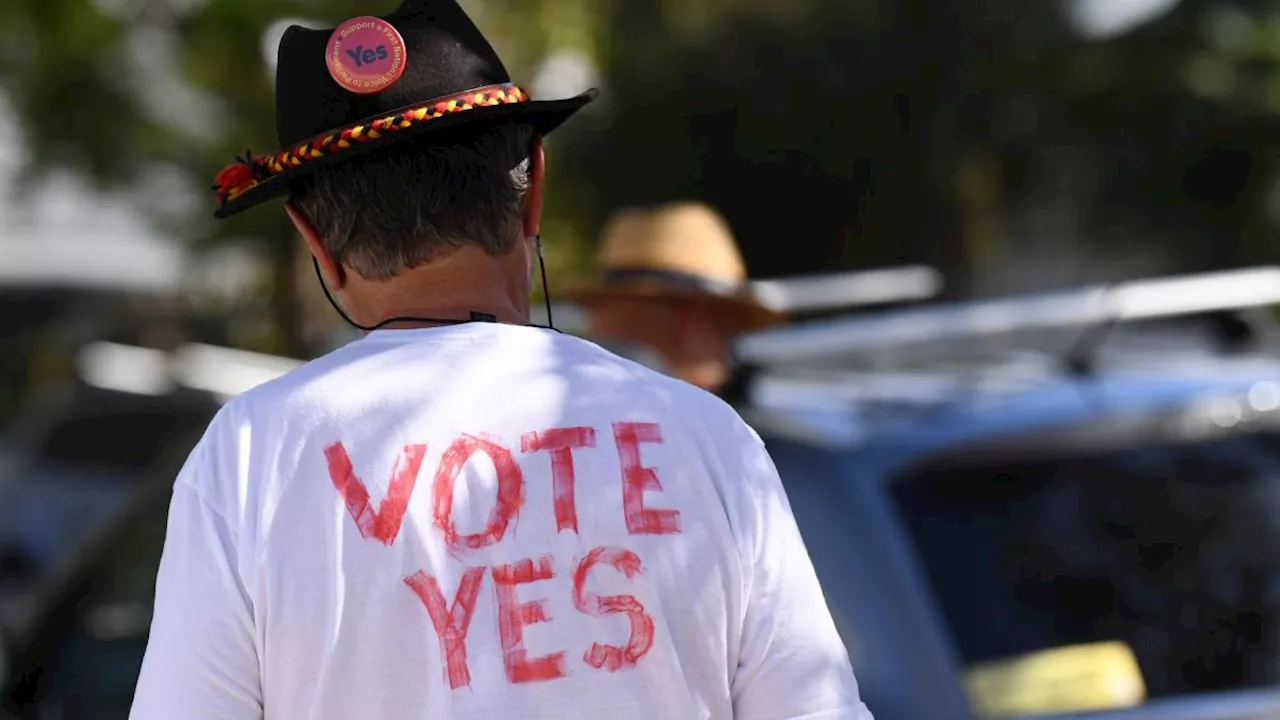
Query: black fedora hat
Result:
<box><xmin>213</xmin><ymin>0</ymin><xmax>597</xmax><ymax>219</ymax></box>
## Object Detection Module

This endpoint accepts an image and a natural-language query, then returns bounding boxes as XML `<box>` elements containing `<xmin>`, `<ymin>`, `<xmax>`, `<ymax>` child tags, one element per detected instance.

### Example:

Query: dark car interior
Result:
<box><xmin>0</xmin><ymin>384</ymin><xmax>218</xmax><ymax>585</ymax></box>
<box><xmin>0</xmin><ymin>382</ymin><xmax>218</xmax><ymax>718</ymax></box>
<box><xmin>2</xmin><ymin>483</ymin><xmax>169</xmax><ymax>719</ymax></box>
<box><xmin>894</xmin><ymin>418</ymin><xmax>1280</xmax><ymax>702</ymax></box>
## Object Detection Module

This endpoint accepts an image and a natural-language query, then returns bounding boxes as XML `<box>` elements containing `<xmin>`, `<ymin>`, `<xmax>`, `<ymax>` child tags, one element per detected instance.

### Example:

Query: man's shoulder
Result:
<box><xmin>564</xmin><ymin>335</ymin><xmax>726</xmax><ymax>397</ymax></box>
<box><xmin>571</xmin><ymin>339</ymin><xmax>758</xmax><ymax>442</ymax></box>
<box><xmin>586</xmin><ymin>338</ymin><xmax>671</xmax><ymax>375</ymax></box>
<box><xmin>218</xmin><ymin>331</ymin><xmax>753</xmax><ymax>441</ymax></box>
<box><xmin>216</xmin><ymin>345</ymin><xmax>358</xmax><ymax>424</ymax></box>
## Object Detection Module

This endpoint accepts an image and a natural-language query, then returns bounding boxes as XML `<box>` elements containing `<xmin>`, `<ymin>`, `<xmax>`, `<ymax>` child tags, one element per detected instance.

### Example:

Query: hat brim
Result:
<box><xmin>563</xmin><ymin>281</ymin><xmax>786</xmax><ymax>332</ymax></box>
<box><xmin>215</xmin><ymin>89</ymin><xmax>598</xmax><ymax>219</ymax></box>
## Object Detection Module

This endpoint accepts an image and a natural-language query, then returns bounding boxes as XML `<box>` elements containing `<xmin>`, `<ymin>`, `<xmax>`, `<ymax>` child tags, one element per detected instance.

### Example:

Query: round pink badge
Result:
<box><xmin>326</xmin><ymin>16</ymin><xmax>407</xmax><ymax>95</ymax></box>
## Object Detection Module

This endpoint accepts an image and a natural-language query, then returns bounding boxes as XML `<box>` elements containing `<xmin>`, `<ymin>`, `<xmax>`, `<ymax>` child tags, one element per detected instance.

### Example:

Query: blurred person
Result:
<box><xmin>128</xmin><ymin>2</ymin><xmax>869</xmax><ymax>720</ymax></box>
<box><xmin>566</xmin><ymin>202</ymin><xmax>784</xmax><ymax>394</ymax></box>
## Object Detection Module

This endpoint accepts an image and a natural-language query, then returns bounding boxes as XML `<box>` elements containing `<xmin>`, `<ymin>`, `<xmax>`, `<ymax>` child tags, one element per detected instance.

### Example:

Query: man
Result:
<box><xmin>567</xmin><ymin>202</ymin><xmax>784</xmax><ymax>394</ymax></box>
<box><xmin>130</xmin><ymin>2</ymin><xmax>870</xmax><ymax>719</ymax></box>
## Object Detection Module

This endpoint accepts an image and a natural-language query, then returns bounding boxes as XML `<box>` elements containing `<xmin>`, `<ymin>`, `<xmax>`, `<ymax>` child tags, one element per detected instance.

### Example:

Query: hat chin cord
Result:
<box><xmin>313</xmin><ymin>234</ymin><xmax>558</xmax><ymax>334</ymax></box>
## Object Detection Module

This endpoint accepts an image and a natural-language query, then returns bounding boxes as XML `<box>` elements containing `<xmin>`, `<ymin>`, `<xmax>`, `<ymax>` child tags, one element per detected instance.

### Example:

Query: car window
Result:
<box><xmin>23</xmin><ymin>491</ymin><xmax>168</xmax><ymax>719</ymax></box>
<box><xmin>0</xmin><ymin>395</ymin><xmax>209</xmax><ymax>635</ymax></box>
<box><xmin>35</xmin><ymin>397</ymin><xmax>215</xmax><ymax>476</ymax></box>
<box><xmin>0</xmin><ymin>473</ymin><xmax>139</xmax><ymax>637</ymax></box>
<box><xmin>0</xmin><ymin>473</ymin><xmax>137</xmax><ymax>570</ymax></box>
<box><xmin>890</xmin><ymin>430</ymin><xmax>1280</xmax><ymax>701</ymax></box>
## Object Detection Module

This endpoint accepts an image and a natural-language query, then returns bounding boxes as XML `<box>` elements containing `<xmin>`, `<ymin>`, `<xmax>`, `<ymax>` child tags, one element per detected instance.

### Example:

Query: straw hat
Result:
<box><xmin>564</xmin><ymin>202</ymin><xmax>784</xmax><ymax>331</ymax></box>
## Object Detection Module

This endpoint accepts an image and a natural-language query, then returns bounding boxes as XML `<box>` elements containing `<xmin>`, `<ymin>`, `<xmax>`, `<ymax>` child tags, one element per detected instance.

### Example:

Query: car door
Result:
<box><xmin>3</xmin><ymin>482</ymin><xmax>169</xmax><ymax>720</ymax></box>
<box><xmin>0</xmin><ymin>386</ymin><xmax>217</xmax><ymax>634</ymax></box>
<box><xmin>756</xmin><ymin>427</ymin><xmax>972</xmax><ymax>720</ymax></box>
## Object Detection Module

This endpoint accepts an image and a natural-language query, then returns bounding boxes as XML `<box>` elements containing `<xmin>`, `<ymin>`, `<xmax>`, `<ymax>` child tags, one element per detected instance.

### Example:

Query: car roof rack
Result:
<box><xmin>76</xmin><ymin>341</ymin><xmax>305</xmax><ymax>402</ymax></box>
<box><xmin>531</xmin><ymin>265</ymin><xmax>944</xmax><ymax>335</ymax></box>
<box><xmin>0</xmin><ymin>234</ymin><xmax>186</xmax><ymax>295</ymax></box>
<box><xmin>750</xmin><ymin>265</ymin><xmax>943</xmax><ymax>315</ymax></box>
<box><xmin>735</xmin><ymin>266</ymin><xmax>1280</xmax><ymax>368</ymax></box>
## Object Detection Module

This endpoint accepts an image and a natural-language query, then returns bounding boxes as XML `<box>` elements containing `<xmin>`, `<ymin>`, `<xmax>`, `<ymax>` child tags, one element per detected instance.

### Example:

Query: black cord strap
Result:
<box><xmin>311</xmin><ymin>234</ymin><xmax>560</xmax><ymax>334</ymax></box>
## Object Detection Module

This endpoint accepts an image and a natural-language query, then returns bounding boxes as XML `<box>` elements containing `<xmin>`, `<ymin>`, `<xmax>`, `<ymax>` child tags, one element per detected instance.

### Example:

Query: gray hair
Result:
<box><xmin>290</xmin><ymin>122</ymin><xmax>533</xmax><ymax>280</ymax></box>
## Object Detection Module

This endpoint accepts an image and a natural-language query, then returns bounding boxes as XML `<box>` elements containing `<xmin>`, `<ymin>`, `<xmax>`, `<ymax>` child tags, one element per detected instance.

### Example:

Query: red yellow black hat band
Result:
<box><xmin>214</xmin><ymin>83</ymin><xmax>530</xmax><ymax>206</ymax></box>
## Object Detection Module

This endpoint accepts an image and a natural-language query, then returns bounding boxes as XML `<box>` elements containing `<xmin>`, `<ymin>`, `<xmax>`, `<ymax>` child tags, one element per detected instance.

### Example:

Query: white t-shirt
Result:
<box><xmin>129</xmin><ymin>323</ymin><xmax>871</xmax><ymax>720</ymax></box>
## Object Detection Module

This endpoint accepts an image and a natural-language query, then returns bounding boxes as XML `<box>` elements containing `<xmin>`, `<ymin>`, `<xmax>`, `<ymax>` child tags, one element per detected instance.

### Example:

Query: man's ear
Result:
<box><xmin>285</xmin><ymin>202</ymin><xmax>346</xmax><ymax>290</ymax></box>
<box><xmin>522</xmin><ymin>135</ymin><xmax>546</xmax><ymax>239</ymax></box>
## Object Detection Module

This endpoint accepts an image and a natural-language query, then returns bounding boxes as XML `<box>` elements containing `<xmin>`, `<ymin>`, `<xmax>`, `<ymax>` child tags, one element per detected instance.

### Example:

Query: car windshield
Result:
<box><xmin>4</xmin><ymin>487</ymin><xmax>169</xmax><ymax>717</ymax></box>
<box><xmin>890</xmin><ymin>429</ymin><xmax>1280</xmax><ymax>699</ymax></box>
<box><xmin>0</xmin><ymin>467</ymin><xmax>138</xmax><ymax>573</ymax></box>
<box><xmin>0</xmin><ymin>393</ymin><xmax>214</xmax><ymax>630</ymax></box>
<box><xmin>33</xmin><ymin>396</ymin><xmax>215</xmax><ymax>475</ymax></box>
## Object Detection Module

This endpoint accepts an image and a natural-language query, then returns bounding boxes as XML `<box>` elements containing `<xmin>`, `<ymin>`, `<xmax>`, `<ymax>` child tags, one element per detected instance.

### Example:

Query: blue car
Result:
<box><xmin>0</xmin><ymin>383</ymin><xmax>223</xmax><ymax>635</ymax></box>
<box><xmin>749</xmin><ymin>362</ymin><xmax>1280</xmax><ymax>719</ymax></box>
<box><xmin>735</xmin><ymin>266</ymin><xmax>1280</xmax><ymax>719</ymax></box>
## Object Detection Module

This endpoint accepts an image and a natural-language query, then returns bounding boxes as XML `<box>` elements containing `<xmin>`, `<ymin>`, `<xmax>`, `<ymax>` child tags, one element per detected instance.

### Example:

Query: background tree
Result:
<box><xmin>1</xmin><ymin>0</ymin><xmax>1278</xmax><ymax>358</ymax></box>
<box><xmin>0</xmin><ymin>0</ymin><xmax>604</xmax><ymax>357</ymax></box>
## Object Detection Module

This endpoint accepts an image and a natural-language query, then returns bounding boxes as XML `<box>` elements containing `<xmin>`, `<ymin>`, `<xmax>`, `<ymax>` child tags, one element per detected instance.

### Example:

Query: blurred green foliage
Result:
<box><xmin>0</xmin><ymin>0</ymin><xmax>605</xmax><ymax>357</ymax></box>
<box><xmin>1</xmin><ymin>0</ymin><xmax>1280</xmax><ymax>356</ymax></box>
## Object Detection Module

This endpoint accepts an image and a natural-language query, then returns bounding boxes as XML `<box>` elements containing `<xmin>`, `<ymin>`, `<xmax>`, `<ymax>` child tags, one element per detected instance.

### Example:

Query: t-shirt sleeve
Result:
<box><xmin>729</xmin><ymin>428</ymin><xmax>874</xmax><ymax>720</ymax></box>
<box><xmin>129</xmin><ymin>441</ymin><xmax>263</xmax><ymax>719</ymax></box>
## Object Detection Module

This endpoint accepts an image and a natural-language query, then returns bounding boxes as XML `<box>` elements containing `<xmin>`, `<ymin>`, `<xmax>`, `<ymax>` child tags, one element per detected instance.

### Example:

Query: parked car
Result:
<box><xmin>0</xmin><ymin>382</ymin><xmax>221</xmax><ymax>635</ymax></box>
<box><xmin>0</xmin><ymin>342</ymin><xmax>303</xmax><ymax>720</ymax></box>
<box><xmin>9</xmin><ymin>267</ymin><xmax>1280</xmax><ymax>719</ymax></box>
<box><xmin>746</xmin><ymin>363</ymin><xmax>1280</xmax><ymax>719</ymax></box>
<box><xmin>1</xmin><ymin>467</ymin><xmax>170</xmax><ymax>719</ymax></box>
<box><xmin>735</xmin><ymin>266</ymin><xmax>1280</xmax><ymax>719</ymax></box>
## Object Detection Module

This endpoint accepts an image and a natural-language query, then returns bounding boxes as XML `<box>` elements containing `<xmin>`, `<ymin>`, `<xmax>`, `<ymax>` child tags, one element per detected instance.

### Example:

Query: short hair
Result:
<box><xmin>289</xmin><ymin>122</ymin><xmax>534</xmax><ymax>280</ymax></box>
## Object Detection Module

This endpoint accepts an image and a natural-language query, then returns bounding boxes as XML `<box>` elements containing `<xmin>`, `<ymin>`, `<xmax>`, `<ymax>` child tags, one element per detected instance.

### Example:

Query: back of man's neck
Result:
<box><xmin>350</xmin><ymin>245</ymin><xmax>531</xmax><ymax>328</ymax></box>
